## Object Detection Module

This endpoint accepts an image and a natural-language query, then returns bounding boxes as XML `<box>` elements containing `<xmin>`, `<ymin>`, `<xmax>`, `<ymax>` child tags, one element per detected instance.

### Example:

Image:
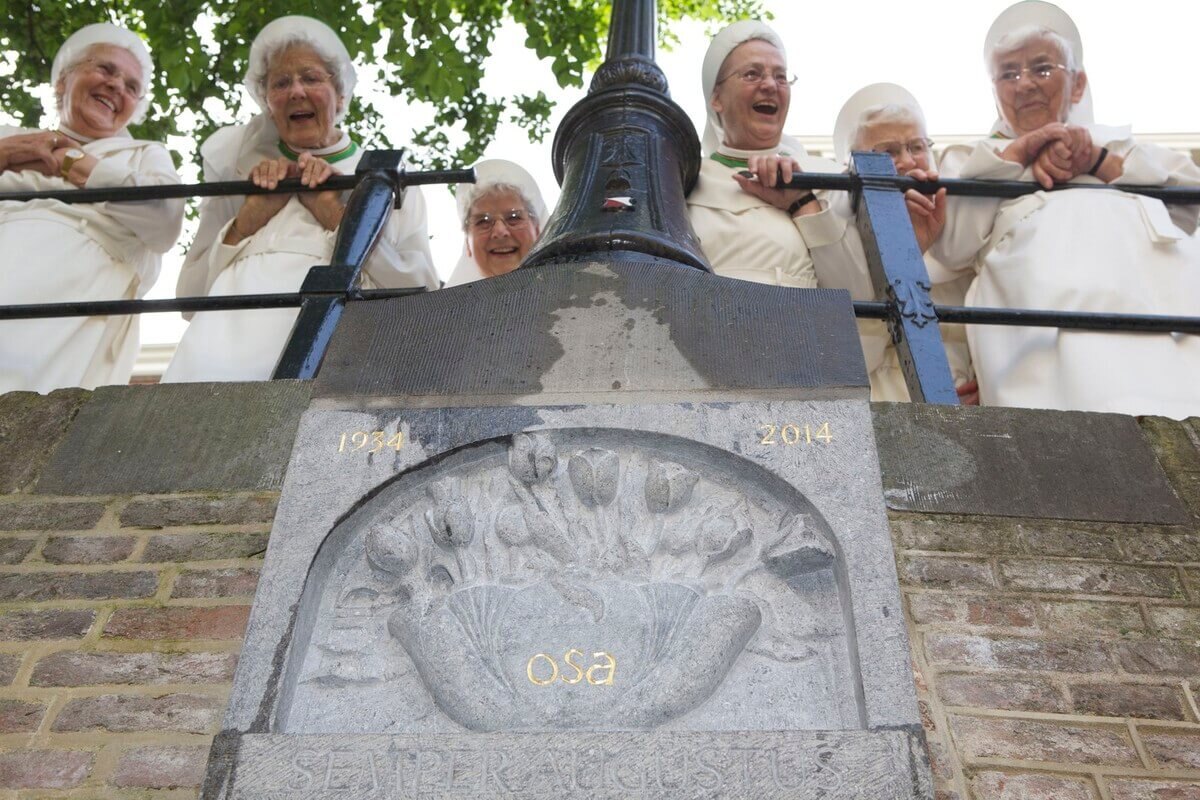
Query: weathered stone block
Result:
<box><xmin>0</xmin><ymin>500</ymin><xmax>104</xmax><ymax>531</ymax></box>
<box><xmin>1141</xmin><ymin>730</ymin><xmax>1200</xmax><ymax>769</ymax></box>
<box><xmin>104</xmin><ymin>606</ymin><xmax>251</xmax><ymax>640</ymax></box>
<box><xmin>121</xmin><ymin>495</ymin><xmax>278</xmax><ymax>528</ymax></box>
<box><xmin>41</xmin><ymin>534</ymin><xmax>136</xmax><ymax>564</ymax></box>
<box><xmin>0</xmin><ymin>569</ymin><xmax>158</xmax><ymax>601</ymax></box>
<box><xmin>924</xmin><ymin>633</ymin><xmax>1111</xmax><ymax>673</ymax></box>
<box><xmin>907</xmin><ymin>593</ymin><xmax>1037</xmax><ymax>628</ymax></box>
<box><xmin>141</xmin><ymin>531</ymin><xmax>269</xmax><ymax>562</ymax></box>
<box><xmin>1107</xmin><ymin>778</ymin><xmax>1200</xmax><ymax>800</ymax></box>
<box><xmin>1124</xmin><ymin>531</ymin><xmax>1200</xmax><ymax>563</ymax></box>
<box><xmin>0</xmin><ymin>652</ymin><xmax>20</xmax><ymax>685</ymax></box>
<box><xmin>30</xmin><ymin>650</ymin><xmax>237</xmax><ymax>687</ymax></box>
<box><xmin>950</xmin><ymin>715</ymin><xmax>1140</xmax><ymax>766</ymax></box>
<box><xmin>52</xmin><ymin>692</ymin><xmax>224</xmax><ymax>733</ymax></box>
<box><xmin>937</xmin><ymin>674</ymin><xmax>1067</xmax><ymax>713</ymax></box>
<box><xmin>0</xmin><ymin>608</ymin><xmax>95</xmax><ymax>639</ymax></box>
<box><xmin>35</xmin><ymin>382</ymin><xmax>311</xmax><ymax>495</ymax></box>
<box><xmin>0</xmin><ymin>749</ymin><xmax>93</xmax><ymax>789</ymax></box>
<box><xmin>1036</xmin><ymin>600</ymin><xmax>1146</xmax><ymax>637</ymax></box>
<box><xmin>171</xmin><ymin>567</ymin><xmax>260</xmax><ymax>599</ymax></box>
<box><xmin>1115</xmin><ymin>640</ymin><xmax>1200</xmax><ymax>676</ymax></box>
<box><xmin>999</xmin><ymin>560</ymin><xmax>1182</xmax><ymax>598</ymax></box>
<box><xmin>1069</xmin><ymin>683</ymin><xmax>1187</xmax><ymax>720</ymax></box>
<box><xmin>1140</xmin><ymin>416</ymin><xmax>1200</xmax><ymax>475</ymax></box>
<box><xmin>1019</xmin><ymin>526</ymin><xmax>1124</xmax><ymax>560</ymax></box>
<box><xmin>971</xmin><ymin>771</ymin><xmax>1098</xmax><ymax>800</ymax></box>
<box><xmin>890</xmin><ymin>517</ymin><xmax>1024</xmax><ymax>555</ymax></box>
<box><xmin>1148</xmin><ymin>606</ymin><xmax>1200</xmax><ymax>640</ymax></box>
<box><xmin>900</xmin><ymin>556</ymin><xmax>996</xmax><ymax>589</ymax></box>
<box><xmin>0</xmin><ymin>698</ymin><xmax>45</xmax><ymax>733</ymax></box>
<box><xmin>0</xmin><ymin>388</ymin><xmax>90</xmax><ymax>494</ymax></box>
<box><xmin>113</xmin><ymin>745</ymin><xmax>209</xmax><ymax>789</ymax></box>
<box><xmin>0</xmin><ymin>535</ymin><xmax>36</xmax><ymax>563</ymax></box>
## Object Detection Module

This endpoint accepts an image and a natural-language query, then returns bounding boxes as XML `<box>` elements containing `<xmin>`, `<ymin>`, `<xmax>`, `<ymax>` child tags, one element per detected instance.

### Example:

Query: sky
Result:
<box><xmin>10</xmin><ymin>1</ymin><xmax>1200</xmax><ymax>348</ymax></box>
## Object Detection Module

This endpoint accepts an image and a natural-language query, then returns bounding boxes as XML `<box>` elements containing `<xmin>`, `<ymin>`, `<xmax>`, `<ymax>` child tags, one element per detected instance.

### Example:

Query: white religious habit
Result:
<box><xmin>0</xmin><ymin>127</ymin><xmax>183</xmax><ymax>393</ymax></box>
<box><xmin>164</xmin><ymin>117</ymin><xmax>438</xmax><ymax>382</ymax></box>
<box><xmin>932</xmin><ymin>129</ymin><xmax>1200</xmax><ymax>419</ymax></box>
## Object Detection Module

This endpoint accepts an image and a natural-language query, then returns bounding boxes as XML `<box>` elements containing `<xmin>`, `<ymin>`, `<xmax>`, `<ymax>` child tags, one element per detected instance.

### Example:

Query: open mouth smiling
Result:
<box><xmin>289</xmin><ymin>110</ymin><xmax>317</xmax><ymax>123</ymax></box>
<box><xmin>93</xmin><ymin>95</ymin><xmax>118</xmax><ymax>113</ymax></box>
<box><xmin>752</xmin><ymin>101</ymin><xmax>778</xmax><ymax>116</ymax></box>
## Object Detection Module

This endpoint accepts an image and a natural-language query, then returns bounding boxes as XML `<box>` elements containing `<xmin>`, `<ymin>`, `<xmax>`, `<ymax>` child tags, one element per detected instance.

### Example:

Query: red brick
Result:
<box><xmin>908</xmin><ymin>593</ymin><xmax>1037</xmax><ymax>628</ymax></box>
<box><xmin>1149</xmin><ymin>606</ymin><xmax>1200</xmax><ymax>640</ymax></box>
<box><xmin>1069</xmin><ymin>683</ymin><xmax>1187</xmax><ymax>720</ymax></box>
<box><xmin>1107</xmin><ymin>779</ymin><xmax>1200</xmax><ymax>800</ymax></box>
<box><xmin>1142</xmin><ymin>731</ymin><xmax>1200</xmax><ymax>769</ymax></box>
<box><xmin>901</xmin><ymin>556</ymin><xmax>996</xmax><ymax>589</ymax></box>
<box><xmin>891</xmin><ymin>518</ymin><xmax>1024</xmax><ymax>554</ymax></box>
<box><xmin>142</xmin><ymin>531</ymin><xmax>268</xmax><ymax>562</ymax></box>
<box><xmin>0</xmin><ymin>652</ymin><xmax>20</xmax><ymax>684</ymax></box>
<box><xmin>41</xmin><ymin>534</ymin><xmax>136</xmax><ymax>564</ymax></box>
<box><xmin>171</xmin><ymin>566</ymin><xmax>260</xmax><ymax>598</ymax></box>
<box><xmin>113</xmin><ymin>745</ymin><xmax>208</xmax><ymax>788</ymax></box>
<box><xmin>999</xmin><ymin>561</ymin><xmax>1181</xmax><ymax>598</ymax></box>
<box><xmin>120</xmin><ymin>495</ymin><xmax>277</xmax><ymax>528</ymax></box>
<box><xmin>951</xmin><ymin>715</ymin><xmax>1140</xmax><ymax>766</ymax></box>
<box><xmin>0</xmin><ymin>608</ymin><xmax>95</xmax><ymax>639</ymax></box>
<box><xmin>1124</xmin><ymin>532</ymin><xmax>1200</xmax><ymax>564</ymax></box>
<box><xmin>0</xmin><ymin>749</ymin><xmax>93</xmax><ymax>789</ymax></box>
<box><xmin>0</xmin><ymin>536</ymin><xmax>36</xmax><ymax>564</ymax></box>
<box><xmin>938</xmin><ymin>674</ymin><xmax>1067</xmax><ymax>713</ymax></box>
<box><xmin>971</xmin><ymin>771</ymin><xmax>1097</xmax><ymax>800</ymax></box>
<box><xmin>0</xmin><ymin>569</ymin><xmax>158</xmax><ymax>601</ymax></box>
<box><xmin>0</xmin><ymin>500</ymin><xmax>105</xmax><ymax>531</ymax></box>
<box><xmin>31</xmin><ymin>650</ymin><xmax>237</xmax><ymax>686</ymax></box>
<box><xmin>1115</xmin><ymin>640</ymin><xmax>1200</xmax><ymax>676</ymax></box>
<box><xmin>0</xmin><ymin>698</ymin><xmax>45</xmax><ymax>733</ymax></box>
<box><xmin>925</xmin><ymin>633</ymin><xmax>1111</xmax><ymax>673</ymax></box>
<box><xmin>104</xmin><ymin>605</ymin><xmax>251</xmax><ymax>640</ymax></box>
<box><xmin>972</xmin><ymin>771</ymin><xmax>1097</xmax><ymax>800</ymax></box>
<box><xmin>1037</xmin><ymin>600</ymin><xmax>1146</xmax><ymax>637</ymax></box>
<box><xmin>52</xmin><ymin>692</ymin><xmax>224</xmax><ymax>733</ymax></box>
<box><xmin>926</xmin><ymin>738</ymin><xmax>954</xmax><ymax>780</ymax></box>
<box><xmin>1020</xmin><ymin>526</ymin><xmax>1124</xmax><ymax>559</ymax></box>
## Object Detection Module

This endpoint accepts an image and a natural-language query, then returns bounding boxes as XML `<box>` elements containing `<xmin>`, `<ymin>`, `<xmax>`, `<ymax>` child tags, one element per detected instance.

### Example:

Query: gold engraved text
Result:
<box><xmin>337</xmin><ymin>430</ymin><xmax>404</xmax><ymax>454</ymax></box>
<box><xmin>526</xmin><ymin>650</ymin><xmax>616</xmax><ymax>686</ymax></box>
<box><xmin>758</xmin><ymin>422</ymin><xmax>832</xmax><ymax>446</ymax></box>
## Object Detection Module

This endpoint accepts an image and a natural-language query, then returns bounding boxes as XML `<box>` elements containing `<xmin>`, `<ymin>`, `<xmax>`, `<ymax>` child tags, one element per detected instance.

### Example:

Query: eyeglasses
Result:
<box><xmin>715</xmin><ymin>66</ymin><xmax>797</xmax><ymax>88</ymax></box>
<box><xmin>872</xmin><ymin>138</ymin><xmax>934</xmax><ymax>161</ymax></box>
<box><xmin>78</xmin><ymin>58</ymin><xmax>144</xmax><ymax>100</ymax></box>
<box><xmin>994</xmin><ymin>63</ymin><xmax>1069</xmax><ymax>85</ymax></box>
<box><xmin>468</xmin><ymin>209</ymin><xmax>531</xmax><ymax>232</ymax></box>
<box><xmin>267</xmin><ymin>69</ymin><xmax>335</xmax><ymax>95</ymax></box>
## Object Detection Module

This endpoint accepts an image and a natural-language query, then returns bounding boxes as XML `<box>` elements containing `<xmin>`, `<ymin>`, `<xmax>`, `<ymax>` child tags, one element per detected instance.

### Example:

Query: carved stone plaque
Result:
<box><xmin>203</xmin><ymin>399</ymin><xmax>928</xmax><ymax>798</ymax></box>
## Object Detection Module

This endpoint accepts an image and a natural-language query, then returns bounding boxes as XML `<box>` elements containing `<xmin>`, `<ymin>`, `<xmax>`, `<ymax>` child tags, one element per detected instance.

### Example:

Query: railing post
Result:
<box><xmin>850</xmin><ymin>151</ymin><xmax>958</xmax><ymax>404</ymax></box>
<box><xmin>272</xmin><ymin>150</ymin><xmax>407</xmax><ymax>380</ymax></box>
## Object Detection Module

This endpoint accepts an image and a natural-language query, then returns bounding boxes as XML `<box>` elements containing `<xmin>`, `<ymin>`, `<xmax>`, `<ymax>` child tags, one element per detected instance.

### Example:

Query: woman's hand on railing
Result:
<box><xmin>903</xmin><ymin>168</ymin><xmax>946</xmax><ymax>252</ymax></box>
<box><xmin>1001</xmin><ymin>123</ymin><xmax>1073</xmax><ymax>188</ymax></box>
<box><xmin>224</xmin><ymin>157</ymin><xmax>296</xmax><ymax>245</ymax></box>
<box><xmin>0</xmin><ymin>131</ymin><xmax>66</xmax><ymax>176</ymax></box>
<box><xmin>732</xmin><ymin>154</ymin><xmax>822</xmax><ymax>218</ymax></box>
<box><xmin>295</xmin><ymin>152</ymin><xmax>345</xmax><ymax>232</ymax></box>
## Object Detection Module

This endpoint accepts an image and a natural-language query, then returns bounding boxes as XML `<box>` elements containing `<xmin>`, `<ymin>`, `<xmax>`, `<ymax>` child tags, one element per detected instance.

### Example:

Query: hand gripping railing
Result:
<box><xmin>0</xmin><ymin>152</ymin><xmax>473</xmax><ymax>380</ymax></box>
<box><xmin>783</xmin><ymin>154</ymin><xmax>1200</xmax><ymax>405</ymax></box>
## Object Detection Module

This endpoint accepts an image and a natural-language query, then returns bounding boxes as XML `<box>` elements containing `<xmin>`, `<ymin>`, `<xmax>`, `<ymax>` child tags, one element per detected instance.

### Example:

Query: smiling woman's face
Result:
<box><xmin>710</xmin><ymin>39</ymin><xmax>789</xmax><ymax>151</ymax></box>
<box><xmin>264</xmin><ymin>44</ymin><xmax>342</xmax><ymax>150</ymax></box>
<box><xmin>57</xmin><ymin>44</ymin><xmax>143</xmax><ymax>139</ymax></box>
<box><xmin>467</xmin><ymin>188</ymin><xmax>540</xmax><ymax>278</ymax></box>
<box><xmin>992</xmin><ymin>36</ymin><xmax>1086</xmax><ymax>136</ymax></box>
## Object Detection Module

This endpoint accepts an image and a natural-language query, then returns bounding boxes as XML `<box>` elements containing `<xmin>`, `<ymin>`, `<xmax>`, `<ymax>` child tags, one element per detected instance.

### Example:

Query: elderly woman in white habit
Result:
<box><xmin>445</xmin><ymin>159</ymin><xmax>547</xmax><ymax>287</ymax></box>
<box><xmin>793</xmin><ymin>83</ymin><xmax>977</xmax><ymax>403</ymax></box>
<box><xmin>0</xmin><ymin>24</ymin><xmax>183</xmax><ymax>393</ymax></box>
<box><xmin>931</xmin><ymin>1</ymin><xmax>1200</xmax><ymax>418</ymax></box>
<box><xmin>686</xmin><ymin>21</ymin><xmax>840</xmax><ymax>287</ymax></box>
<box><xmin>163</xmin><ymin>15</ymin><xmax>437</xmax><ymax>382</ymax></box>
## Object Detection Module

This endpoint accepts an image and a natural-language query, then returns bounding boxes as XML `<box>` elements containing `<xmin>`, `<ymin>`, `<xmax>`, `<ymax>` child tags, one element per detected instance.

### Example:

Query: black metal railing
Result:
<box><xmin>1</xmin><ymin>148</ymin><xmax>1197</xmax><ymax>400</ymax></box>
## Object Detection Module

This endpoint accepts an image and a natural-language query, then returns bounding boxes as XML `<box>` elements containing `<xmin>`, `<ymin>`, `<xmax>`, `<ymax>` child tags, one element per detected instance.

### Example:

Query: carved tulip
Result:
<box><xmin>495</xmin><ymin>505</ymin><xmax>530</xmax><ymax>547</ymax></box>
<box><xmin>568</xmin><ymin>448</ymin><xmax>620</xmax><ymax>507</ymax></box>
<box><xmin>696</xmin><ymin>513</ymin><xmax>752</xmax><ymax>571</ymax></box>
<box><xmin>762</xmin><ymin>514</ymin><xmax>834</xmax><ymax>578</ymax></box>
<box><xmin>645</xmin><ymin>461</ymin><xmax>699</xmax><ymax>514</ymax></box>
<box><xmin>424</xmin><ymin>481</ymin><xmax>475</xmax><ymax>550</ymax></box>
<box><xmin>364</xmin><ymin>521</ymin><xmax>417</xmax><ymax>577</ymax></box>
<box><xmin>508</xmin><ymin>433</ymin><xmax>557</xmax><ymax>484</ymax></box>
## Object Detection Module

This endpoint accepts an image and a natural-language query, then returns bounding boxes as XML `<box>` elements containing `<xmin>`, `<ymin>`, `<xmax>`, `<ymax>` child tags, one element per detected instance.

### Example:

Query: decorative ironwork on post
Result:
<box><xmin>523</xmin><ymin>0</ymin><xmax>711</xmax><ymax>270</ymax></box>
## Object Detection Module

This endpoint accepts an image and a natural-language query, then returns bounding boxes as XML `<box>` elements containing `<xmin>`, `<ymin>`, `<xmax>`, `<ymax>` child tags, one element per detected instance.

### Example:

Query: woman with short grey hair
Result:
<box><xmin>447</xmin><ymin>159</ymin><xmax>547</xmax><ymax>286</ymax></box>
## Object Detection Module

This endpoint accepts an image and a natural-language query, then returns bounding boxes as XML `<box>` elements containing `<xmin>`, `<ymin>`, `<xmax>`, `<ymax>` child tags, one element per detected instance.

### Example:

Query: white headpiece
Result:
<box><xmin>833</xmin><ymin>83</ymin><xmax>925</xmax><ymax>164</ymax></box>
<box><xmin>51</xmin><ymin>23</ymin><xmax>154</xmax><ymax>126</ymax></box>
<box><xmin>447</xmin><ymin>159</ymin><xmax>549</xmax><ymax>287</ymax></box>
<box><xmin>700</xmin><ymin>20</ymin><xmax>788</xmax><ymax>156</ymax></box>
<box><xmin>984</xmin><ymin>1</ymin><xmax>1093</xmax><ymax>135</ymax></box>
<box><xmin>244</xmin><ymin>16</ymin><xmax>357</xmax><ymax>123</ymax></box>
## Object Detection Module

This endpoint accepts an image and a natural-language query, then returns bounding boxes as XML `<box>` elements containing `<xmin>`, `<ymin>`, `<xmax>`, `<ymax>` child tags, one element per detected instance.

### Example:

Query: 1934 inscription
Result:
<box><xmin>337</xmin><ymin>430</ymin><xmax>404</xmax><ymax>454</ymax></box>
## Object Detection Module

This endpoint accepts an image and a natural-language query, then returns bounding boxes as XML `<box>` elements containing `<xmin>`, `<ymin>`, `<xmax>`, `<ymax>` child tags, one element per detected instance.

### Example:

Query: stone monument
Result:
<box><xmin>200</xmin><ymin>2</ymin><xmax>932</xmax><ymax>797</ymax></box>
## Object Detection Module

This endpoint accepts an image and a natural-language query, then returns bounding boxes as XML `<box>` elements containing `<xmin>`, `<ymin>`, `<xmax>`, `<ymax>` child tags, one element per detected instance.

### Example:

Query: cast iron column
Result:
<box><xmin>523</xmin><ymin>0</ymin><xmax>710</xmax><ymax>270</ymax></box>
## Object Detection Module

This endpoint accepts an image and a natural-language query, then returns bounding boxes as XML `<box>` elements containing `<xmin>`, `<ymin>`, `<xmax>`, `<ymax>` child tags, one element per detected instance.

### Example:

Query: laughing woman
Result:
<box><xmin>0</xmin><ymin>24</ymin><xmax>183</xmax><ymax>392</ymax></box>
<box><xmin>163</xmin><ymin>15</ymin><xmax>437</xmax><ymax>382</ymax></box>
<box><xmin>686</xmin><ymin>21</ymin><xmax>840</xmax><ymax>287</ymax></box>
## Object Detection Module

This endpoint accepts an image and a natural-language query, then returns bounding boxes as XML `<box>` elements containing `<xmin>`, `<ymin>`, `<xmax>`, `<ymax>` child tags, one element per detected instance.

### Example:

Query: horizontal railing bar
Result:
<box><xmin>852</xmin><ymin>301</ymin><xmax>1200</xmax><ymax>334</ymax></box>
<box><xmin>786</xmin><ymin>173</ymin><xmax>1200</xmax><ymax>204</ymax></box>
<box><xmin>0</xmin><ymin>169</ymin><xmax>476</xmax><ymax>205</ymax></box>
<box><xmin>0</xmin><ymin>287</ymin><xmax>426</xmax><ymax>320</ymax></box>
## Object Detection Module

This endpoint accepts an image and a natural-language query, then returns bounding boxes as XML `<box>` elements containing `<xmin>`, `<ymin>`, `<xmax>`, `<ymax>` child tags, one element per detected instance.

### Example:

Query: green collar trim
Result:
<box><xmin>277</xmin><ymin>139</ymin><xmax>359</xmax><ymax>164</ymax></box>
<box><xmin>710</xmin><ymin>152</ymin><xmax>749</xmax><ymax>169</ymax></box>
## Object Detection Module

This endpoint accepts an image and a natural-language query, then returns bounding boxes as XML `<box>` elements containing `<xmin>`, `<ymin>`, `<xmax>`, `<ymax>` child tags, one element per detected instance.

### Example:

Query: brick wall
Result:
<box><xmin>0</xmin><ymin>492</ymin><xmax>274</xmax><ymax>798</ymax></box>
<box><xmin>906</xmin><ymin>416</ymin><xmax>1200</xmax><ymax>800</ymax></box>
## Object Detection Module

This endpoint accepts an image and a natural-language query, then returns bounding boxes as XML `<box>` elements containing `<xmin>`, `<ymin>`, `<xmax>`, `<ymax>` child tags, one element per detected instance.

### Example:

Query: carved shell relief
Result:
<box><xmin>282</xmin><ymin>429</ymin><xmax>861</xmax><ymax>734</ymax></box>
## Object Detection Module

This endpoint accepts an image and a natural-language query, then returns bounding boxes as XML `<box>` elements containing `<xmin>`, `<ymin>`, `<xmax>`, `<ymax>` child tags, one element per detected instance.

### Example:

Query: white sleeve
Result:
<box><xmin>84</xmin><ymin>144</ymin><xmax>184</xmax><ymax>254</ymax></box>
<box><xmin>175</xmin><ymin>157</ymin><xmax>246</xmax><ymax>301</ymax></box>
<box><xmin>360</xmin><ymin>184</ymin><xmax>439</xmax><ymax>290</ymax></box>
<box><xmin>1112</xmin><ymin>141</ymin><xmax>1200</xmax><ymax>234</ymax></box>
<box><xmin>797</xmin><ymin>193</ymin><xmax>876</xmax><ymax>301</ymax></box>
<box><xmin>929</xmin><ymin>142</ymin><xmax>1023</xmax><ymax>269</ymax></box>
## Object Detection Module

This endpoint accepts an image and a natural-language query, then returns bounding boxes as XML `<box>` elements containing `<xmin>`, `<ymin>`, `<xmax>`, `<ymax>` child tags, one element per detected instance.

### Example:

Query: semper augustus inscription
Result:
<box><xmin>277</xmin><ymin>429</ymin><xmax>861</xmax><ymax>734</ymax></box>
